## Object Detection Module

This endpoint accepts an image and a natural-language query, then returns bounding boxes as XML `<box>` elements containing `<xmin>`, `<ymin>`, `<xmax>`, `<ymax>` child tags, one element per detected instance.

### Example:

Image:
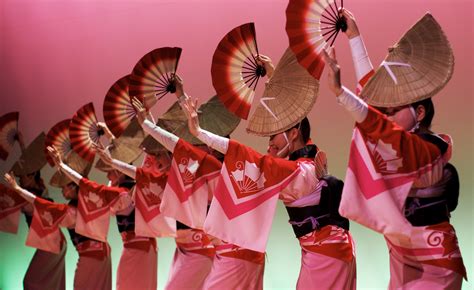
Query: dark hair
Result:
<box><xmin>119</xmin><ymin>174</ymin><xmax>136</xmax><ymax>189</ymax></box>
<box><xmin>411</xmin><ymin>98</ymin><xmax>435</xmax><ymax>130</ymax></box>
<box><xmin>22</xmin><ymin>170</ymin><xmax>46</xmax><ymax>196</ymax></box>
<box><xmin>288</xmin><ymin>117</ymin><xmax>311</xmax><ymax>143</ymax></box>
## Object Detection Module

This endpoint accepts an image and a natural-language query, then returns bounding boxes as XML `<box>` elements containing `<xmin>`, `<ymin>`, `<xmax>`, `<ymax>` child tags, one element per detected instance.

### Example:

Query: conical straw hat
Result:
<box><xmin>157</xmin><ymin>96</ymin><xmax>240</xmax><ymax>145</ymax></box>
<box><xmin>139</xmin><ymin>135</ymin><xmax>168</xmax><ymax>155</ymax></box>
<box><xmin>50</xmin><ymin>151</ymin><xmax>93</xmax><ymax>188</ymax></box>
<box><xmin>11</xmin><ymin>133</ymin><xmax>47</xmax><ymax>176</ymax></box>
<box><xmin>247</xmin><ymin>47</ymin><xmax>319</xmax><ymax>136</ymax></box>
<box><xmin>361</xmin><ymin>13</ymin><xmax>454</xmax><ymax>107</ymax></box>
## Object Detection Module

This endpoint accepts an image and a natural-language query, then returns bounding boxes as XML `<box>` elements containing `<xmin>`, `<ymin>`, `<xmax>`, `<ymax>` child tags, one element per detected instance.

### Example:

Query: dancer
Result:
<box><xmin>324</xmin><ymin>10</ymin><xmax>466</xmax><ymax>289</ymax></box>
<box><xmin>178</xmin><ymin>47</ymin><xmax>356</xmax><ymax>289</ymax></box>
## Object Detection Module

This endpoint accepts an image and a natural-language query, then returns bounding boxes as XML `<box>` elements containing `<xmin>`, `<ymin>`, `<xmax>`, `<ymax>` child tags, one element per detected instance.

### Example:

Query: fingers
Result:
<box><xmin>329</xmin><ymin>46</ymin><xmax>336</xmax><ymax>60</ymax></box>
<box><xmin>322</xmin><ymin>49</ymin><xmax>341</xmax><ymax>77</ymax></box>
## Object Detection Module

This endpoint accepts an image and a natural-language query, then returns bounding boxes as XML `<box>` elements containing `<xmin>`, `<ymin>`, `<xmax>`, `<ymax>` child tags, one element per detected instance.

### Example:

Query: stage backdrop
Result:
<box><xmin>1</xmin><ymin>0</ymin><xmax>472</xmax><ymax>289</ymax></box>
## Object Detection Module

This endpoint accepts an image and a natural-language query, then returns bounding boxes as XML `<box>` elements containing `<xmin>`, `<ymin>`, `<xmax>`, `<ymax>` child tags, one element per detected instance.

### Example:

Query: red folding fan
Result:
<box><xmin>286</xmin><ymin>0</ymin><xmax>347</xmax><ymax>79</ymax></box>
<box><xmin>45</xmin><ymin>119</ymin><xmax>73</xmax><ymax>167</ymax></box>
<box><xmin>129</xmin><ymin>47</ymin><xmax>182</xmax><ymax>106</ymax></box>
<box><xmin>69</xmin><ymin>103</ymin><xmax>102</xmax><ymax>162</ymax></box>
<box><xmin>103</xmin><ymin>75</ymin><xmax>136</xmax><ymax>138</ymax></box>
<box><xmin>0</xmin><ymin>112</ymin><xmax>19</xmax><ymax>160</ymax></box>
<box><xmin>211</xmin><ymin>23</ymin><xmax>267</xmax><ymax>120</ymax></box>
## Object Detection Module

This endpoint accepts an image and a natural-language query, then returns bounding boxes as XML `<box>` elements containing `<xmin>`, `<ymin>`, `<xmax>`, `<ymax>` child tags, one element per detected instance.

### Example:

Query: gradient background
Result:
<box><xmin>0</xmin><ymin>0</ymin><xmax>472</xmax><ymax>289</ymax></box>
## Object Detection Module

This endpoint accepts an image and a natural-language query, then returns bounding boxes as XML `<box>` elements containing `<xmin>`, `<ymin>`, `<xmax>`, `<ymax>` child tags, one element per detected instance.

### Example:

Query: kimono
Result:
<box><xmin>338</xmin><ymin>35</ymin><xmax>466</xmax><ymax>288</ymax></box>
<box><xmin>27</xmin><ymin>197</ymin><xmax>112</xmax><ymax>290</ymax></box>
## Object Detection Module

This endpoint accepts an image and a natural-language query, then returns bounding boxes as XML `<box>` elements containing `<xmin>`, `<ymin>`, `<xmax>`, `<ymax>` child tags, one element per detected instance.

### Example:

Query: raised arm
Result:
<box><xmin>47</xmin><ymin>146</ymin><xmax>82</xmax><ymax>184</ymax></box>
<box><xmin>322</xmin><ymin>48</ymin><xmax>368</xmax><ymax>123</ymax></box>
<box><xmin>131</xmin><ymin>97</ymin><xmax>179</xmax><ymax>152</ymax></box>
<box><xmin>93</xmin><ymin>143</ymin><xmax>137</xmax><ymax>179</ymax></box>
<box><xmin>172</xmin><ymin>74</ymin><xmax>229</xmax><ymax>154</ymax></box>
<box><xmin>341</xmin><ymin>8</ymin><xmax>374</xmax><ymax>89</ymax></box>
<box><xmin>4</xmin><ymin>172</ymin><xmax>36</xmax><ymax>203</ymax></box>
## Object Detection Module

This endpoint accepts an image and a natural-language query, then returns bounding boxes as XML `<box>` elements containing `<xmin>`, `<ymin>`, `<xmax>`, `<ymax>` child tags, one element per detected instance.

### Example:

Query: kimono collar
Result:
<box><xmin>289</xmin><ymin>144</ymin><xmax>318</xmax><ymax>161</ymax></box>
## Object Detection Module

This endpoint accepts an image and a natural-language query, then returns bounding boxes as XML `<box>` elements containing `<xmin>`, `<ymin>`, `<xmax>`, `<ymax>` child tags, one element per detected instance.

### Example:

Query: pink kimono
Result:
<box><xmin>339</xmin><ymin>35</ymin><xmax>466</xmax><ymax>288</ymax></box>
<box><xmin>110</xmin><ymin>177</ymin><xmax>159</xmax><ymax>290</ymax></box>
<box><xmin>27</xmin><ymin>197</ymin><xmax>112</xmax><ymax>290</ymax></box>
<box><xmin>203</xmin><ymin>140</ymin><xmax>356</xmax><ymax>289</ymax></box>
<box><xmin>165</xmin><ymin>228</ymin><xmax>215</xmax><ymax>290</ymax></box>
<box><xmin>340</xmin><ymin>107</ymin><xmax>466</xmax><ymax>288</ymax></box>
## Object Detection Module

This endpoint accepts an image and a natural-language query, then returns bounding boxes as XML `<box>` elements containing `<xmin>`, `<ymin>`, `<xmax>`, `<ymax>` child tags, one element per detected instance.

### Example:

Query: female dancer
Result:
<box><xmin>130</xmin><ymin>93</ymin><xmax>266</xmax><ymax>290</ymax></box>
<box><xmin>177</xmin><ymin>63</ymin><xmax>356</xmax><ymax>290</ymax></box>
<box><xmin>323</xmin><ymin>9</ymin><xmax>466</xmax><ymax>288</ymax></box>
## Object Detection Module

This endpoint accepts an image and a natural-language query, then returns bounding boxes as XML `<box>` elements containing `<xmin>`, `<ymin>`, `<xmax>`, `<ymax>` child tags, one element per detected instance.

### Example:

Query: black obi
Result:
<box><xmin>286</xmin><ymin>145</ymin><xmax>349</xmax><ymax>238</ymax></box>
<box><xmin>404</xmin><ymin>133</ymin><xmax>459</xmax><ymax>226</ymax></box>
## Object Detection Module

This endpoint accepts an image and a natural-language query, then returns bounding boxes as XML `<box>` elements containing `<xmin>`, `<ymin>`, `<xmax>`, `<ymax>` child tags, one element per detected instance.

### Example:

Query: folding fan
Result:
<box><xmin>211</xmin><ymin>22</ymin><xmax>267</xmax><ymax>120</ymax></box>
<box><xmin>45</xmin><ymin>119</ymin><xmax>73</xmax><ymax>167</ymax></box>
<box><xmin>69</xmin><ymin>103</ymin><xmax>102</xmax><ymax>162</ymax></box>
<box><xmin>129</xmin><ymin>47</ymin><xmax>182</xmax><ymax>107</ymax></box>
<box><xmin>286</xmin><ymin>0</ymin><xmax>347</xmax><ymax>79</ymax></box>
<box><xmin>103</xmin><ymin>75</ymin><xmax>137</xmax><ymax>138</ymax></box>
<box><xmin>0</xmin><ymin>112</ymin><xmax>19</xmax><ymax>160</ymax></box>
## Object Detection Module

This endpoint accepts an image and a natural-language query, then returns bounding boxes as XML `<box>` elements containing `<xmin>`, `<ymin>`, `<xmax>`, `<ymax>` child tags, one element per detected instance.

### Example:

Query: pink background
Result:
<box><xmin>1</xmin><ymin>0</ymin><xmax>472</xmax><ymax>289</ymax></box>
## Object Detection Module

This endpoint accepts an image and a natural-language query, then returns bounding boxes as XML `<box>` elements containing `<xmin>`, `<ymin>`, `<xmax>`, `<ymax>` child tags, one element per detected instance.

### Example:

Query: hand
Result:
<box><xmin>92</xmin><ymin>142</ymin><xmax>113</xmax><ymax>166</ymax></box>
<box><xmin>4</xmin><ymin>172</ymin><xmax>20</xmax><ymax>191</ymax></box>
<box><xmin>131</xmin><ymin>97</ymin><xmax>148</xmax><ymax>125</ymax></box>
<box><xmin>46</xmin><ymin>146</ymin><xmax>63</xmax><ymax>167</ymax></box>
<box><xmin>256</xmin><ymin>54</ymin><xmax>275</xmax><ymax>78</ymax></box>
<box><xmin>96</xmin><ymin>122</ymin><xmax>115</xmax><ymax>140</ymax></box>
<box><xmin>339</xmin><ymin>8</ymin><xmax>360</xmax><ymax>39</ymax></box>
<box><xmin>322</xmin><ymin>47</ymin><xmax>343</xmax><ymax>96</ymax></box>
<box><xmin>171</xmin><ymin>73</ymin><xmax>185</xmax><ymax>98</ymax></box>
<box><xmin>180</xmin><ymin>96</ymin><xmax>201</xmax><ymax>137</ymax></box>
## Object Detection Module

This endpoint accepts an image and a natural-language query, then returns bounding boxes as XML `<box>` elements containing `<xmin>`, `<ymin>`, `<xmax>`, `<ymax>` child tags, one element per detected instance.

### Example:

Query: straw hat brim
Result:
<box><xmin>50</xmin><ymin>151</ymin><xmax>92</xmax><ymax>188</ymax></box>
<box><xmin>246</xmin><ymin>48</ymin><xmax>319</xmax><ymax>136</ymax></box>
<box><xmin>361</xmin><ymin>13</ymin><xmax>454</xmax><ymax>107</ymax></box>
<box><xmin>157</xmin><ymin>97</ymin><xmax>240</xmax><ymax>145</ymax></box>
<box><xmin>95</xmin><ymin>118</ymin><xmax>144</xmax><ymax>172</ymax></box>
<box><xmin>11</xmin><ymin>133</ymin><xmax>47</xmax><ymax>176</ymax></box>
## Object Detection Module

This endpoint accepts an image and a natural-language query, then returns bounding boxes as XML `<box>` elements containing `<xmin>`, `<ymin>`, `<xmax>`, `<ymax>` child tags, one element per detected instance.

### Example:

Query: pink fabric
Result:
<box><xmin>116</xmin><ymin>243</ymin><xmax>157</xmax><ymax>290</ymax></box>
<box><xmin>134</xmin><ymin>168</ymin><xmax>176</xmax><ymax>237</ymax></box>
<box><xmin>165</xmin><ymin>247</ymin><xmax>214</xmax><ymax>290</ymax></box>
<box><xmin>162</xmin><ymin>139</ymin><xmax>220</xmax><ymax>229</ymax></box>
<box><xmin>296</xmin><ymin>248</ymin><xmax>356</xmax><ymax>290</ymax></box>
<box><xmin>26</xmin><ymin>198</ymin><xmax>70</xmax><ymax>253</ymax></box>
<box><xmin>0</xmin><ymin>183</ymin><xmax>27</xmax><ymax>234</ymax></box>
<box><xmin>295</xmin><ymin>225</ymin><xmax>356</xmax><ymax>290</ymax></box>
<box><xmin>76</xmin><ymin>178</ymin><xmax>124</xmax><ymax>242</ymax></box>
<box><xmin>385</xmin><ymin>221</ymin><xmax>466</xmax><ymax>283</ymax></box>
<box><xmin>74</xmin><ymin>251</ymin><xmax>112</xmax><ymax>290</ymax></box>
<box><xmin>388</xmin><ymin>240</ymin><xmax>463</xmax><ymax>290</ymax></box>
<box><xmin>23</xmin><ymin>244</ymin><xmax>66</xmax><ymax>290</ymax></box>
<box><xmin>204</xmin><ymin>140</ymin><xmax>302</xmax><ymax>252</ymax></box>
<box><xmin>339</xmin><ymin>113</ymin><xmax>447</xmax><ymax>239</ymax></box>
<box><xmin>203</xmin><ymin>250</ymin><xmax>265</xmax><ymax>290</ymax></box>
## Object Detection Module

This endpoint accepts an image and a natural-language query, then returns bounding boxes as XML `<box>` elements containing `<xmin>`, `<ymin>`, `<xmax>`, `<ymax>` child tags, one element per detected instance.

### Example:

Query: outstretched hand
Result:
<box><xmin>4</xmin><ymin>172</ymin><xmax>20</xmax><ymax>191</ymax></box>
<box><xmin>256</xmin><ymin>54</ymin><xmax>275</xmax><ymax>78</ymax></box>
<box><xmin>132</xmin><ymin>97</ymin><xmax>149</xmax><ymax>125</ymax></box>
<box><xmin>180</xmin><ymin>95</ymin><xmax>201</xmax><ymax>137</ymax></box>
<box><xmin>171</xmin><ymin>73</ymin><xmax>185</xmax><ymax>97</ymax></box>
<box><xmin>322</xmin><ymin>47</ymin><xmax>343</xmax><ymax>96</ymax></box>
<box><xmin>96</xmin><ymin>122</ymin><xmax>115</xmax><ymax>140</ymax></box>
<box><xmin>339</xmin><ymin>8</ymin><xmax>360</xmax><ymax>39</ymax></box>
<box><xmin>92</xmin><ymin>142</ymin><xmax>113</xmax><ymax>166</ymax></box>
<box><xmin>46</xmin><ymin>146</ymin><xmax>63</xmax><ymax>167</ymax></box>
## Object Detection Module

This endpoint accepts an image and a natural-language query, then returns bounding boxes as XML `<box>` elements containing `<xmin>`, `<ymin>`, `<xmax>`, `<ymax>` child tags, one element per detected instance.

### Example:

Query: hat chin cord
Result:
<box><xmin>277</xmin><ymin>132</ymin><xmax>290</xmax><ymax>158</ymax></box>
<box><xmin>408</xmin><ymin>106</ymin><xmax>420</xmax><ymax>133</ymax></box>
